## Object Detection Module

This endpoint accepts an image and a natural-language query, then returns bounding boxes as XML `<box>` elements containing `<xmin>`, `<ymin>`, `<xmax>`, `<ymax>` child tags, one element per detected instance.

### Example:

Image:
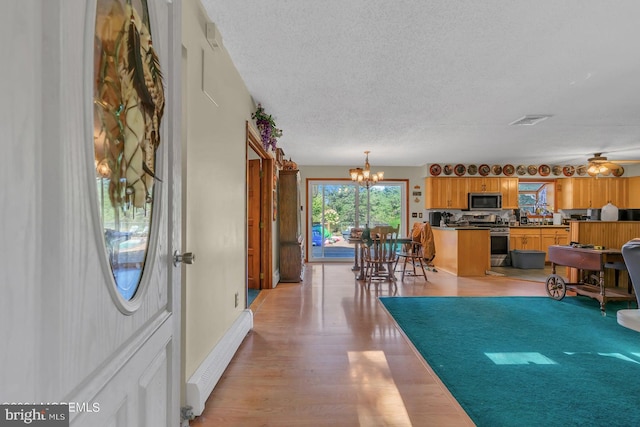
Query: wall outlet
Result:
<box><xmin>234</xmin><ymin>292</ymin><xmax>239</xmax><ymax>308</ymax></box>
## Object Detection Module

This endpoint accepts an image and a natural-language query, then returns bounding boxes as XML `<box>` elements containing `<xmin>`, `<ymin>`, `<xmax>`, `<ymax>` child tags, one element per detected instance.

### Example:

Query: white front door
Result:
<box><xmin>0</xmin><ymin>1</ymin><xmax>181</xmax><ymax>426</ymax></box>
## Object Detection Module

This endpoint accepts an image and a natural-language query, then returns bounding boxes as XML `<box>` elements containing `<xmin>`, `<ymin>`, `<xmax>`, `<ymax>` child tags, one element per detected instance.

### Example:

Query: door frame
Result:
<box><xmin>246</xmin><ymin>122</ymin><xmax>274</xmax><ymax>290</ymax></box>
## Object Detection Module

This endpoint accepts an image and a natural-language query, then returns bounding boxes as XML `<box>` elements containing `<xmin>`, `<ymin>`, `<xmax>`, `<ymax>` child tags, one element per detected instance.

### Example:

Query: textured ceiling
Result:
<box><xmin>200</xmin><ymin>0</ymin><xmax>640</xmax><ymax>168</ymax></box>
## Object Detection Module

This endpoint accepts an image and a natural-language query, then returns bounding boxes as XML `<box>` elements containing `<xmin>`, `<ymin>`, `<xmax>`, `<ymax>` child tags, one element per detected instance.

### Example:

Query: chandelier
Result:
<box><xmin>349</xmin><ymin>151</ymin><xmax>384</xmax><ymax>187</ymax></box>
<box><xmin>349</xmin><ymin>151</ymin><xmax>384</xmax><ymax>228</ymax></box>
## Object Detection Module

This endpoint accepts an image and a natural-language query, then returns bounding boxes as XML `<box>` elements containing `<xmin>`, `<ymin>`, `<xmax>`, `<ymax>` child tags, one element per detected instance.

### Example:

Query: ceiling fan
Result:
<box><xmin>586</xmin><ymin>152</ymin><xmax>640</xmax><ymax>176</ymax></box>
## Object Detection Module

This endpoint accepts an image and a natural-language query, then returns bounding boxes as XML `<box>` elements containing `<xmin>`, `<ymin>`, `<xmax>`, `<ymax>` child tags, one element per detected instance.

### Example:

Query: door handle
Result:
<box><xmin>173</xmin><ymin>250</ymin><xmax>195</xmax><ymax>267</ymax></box>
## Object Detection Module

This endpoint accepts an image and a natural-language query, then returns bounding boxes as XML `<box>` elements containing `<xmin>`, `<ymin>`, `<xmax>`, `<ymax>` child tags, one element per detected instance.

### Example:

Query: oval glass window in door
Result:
<box><xmin>93</xmin><ymin>0</ymin><xmax>165</xmax><ymax>300</ymax></box>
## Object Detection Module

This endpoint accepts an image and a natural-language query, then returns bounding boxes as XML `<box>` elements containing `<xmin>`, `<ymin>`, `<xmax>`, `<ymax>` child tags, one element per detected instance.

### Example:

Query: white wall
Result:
<box><xmin>182</xmin><ymin>0</ymin><xmax>255</xmax><ymax>380</ymax></box>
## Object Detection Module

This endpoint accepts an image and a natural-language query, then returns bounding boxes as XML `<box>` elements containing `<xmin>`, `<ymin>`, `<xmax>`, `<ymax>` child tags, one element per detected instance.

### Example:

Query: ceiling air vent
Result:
<box><xmin>509</xmin><ymin>114</ymin><xmax>553</xmax><ymax>126</ymax></box>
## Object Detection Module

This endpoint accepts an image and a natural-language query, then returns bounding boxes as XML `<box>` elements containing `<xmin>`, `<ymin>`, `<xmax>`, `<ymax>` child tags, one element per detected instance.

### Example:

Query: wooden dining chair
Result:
<box><xmin>395</xmin><ymin>222</ymin><xmax>435</xmax><ymax>281</ymax></box>
<box><xmin>396</xmin><ymin>239</ymin><xmax>428</xmax><ymax>280</ymax></box>
<box><xmin>362</xmin><ymin>225</ymin><xmax>400</xmax><ymax>289</ymax></box>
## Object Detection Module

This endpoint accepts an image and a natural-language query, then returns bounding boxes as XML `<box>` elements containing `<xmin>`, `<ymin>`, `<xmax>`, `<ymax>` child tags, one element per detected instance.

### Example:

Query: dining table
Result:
<box><xmin>348</xmin><ymin>236</ymin><xmax>413</xmax><ymax>280</ymax></box>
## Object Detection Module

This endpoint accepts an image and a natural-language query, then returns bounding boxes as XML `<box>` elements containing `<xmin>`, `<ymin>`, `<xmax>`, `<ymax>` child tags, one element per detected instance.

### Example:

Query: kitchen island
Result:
<box><xmin>432</xmin><ymin>227</ymin><xmax>491</xmax><ymax>276</ymax></box>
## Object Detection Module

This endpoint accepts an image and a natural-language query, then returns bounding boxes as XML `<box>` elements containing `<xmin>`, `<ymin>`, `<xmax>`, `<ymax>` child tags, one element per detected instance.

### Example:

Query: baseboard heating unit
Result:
<box><xmin>186</xmin><ymin>309</ymin><xmax>253</xmax><ymax>415</ymax></box>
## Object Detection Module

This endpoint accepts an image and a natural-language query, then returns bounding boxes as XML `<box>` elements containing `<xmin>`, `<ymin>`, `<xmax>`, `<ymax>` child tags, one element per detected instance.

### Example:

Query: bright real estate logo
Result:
<box><xmin>0</xmin><ymin>405</ymin><xmax>68</xmax><ymax>426</ymax></box>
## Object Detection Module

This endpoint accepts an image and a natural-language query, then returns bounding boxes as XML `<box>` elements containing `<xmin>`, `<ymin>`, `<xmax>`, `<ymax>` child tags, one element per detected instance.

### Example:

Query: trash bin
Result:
<box><xmin>510</xmin><ymin>250</ymin><xmax>546</xmax><ymax>269</ymax></box>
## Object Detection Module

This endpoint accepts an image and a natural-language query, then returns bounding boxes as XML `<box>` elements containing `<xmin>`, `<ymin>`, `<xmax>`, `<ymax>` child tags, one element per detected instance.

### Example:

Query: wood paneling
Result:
<box><xmin>567</xmin><ymin>221</ymin><xmax>640</xmax><ymax>286</ymax></box>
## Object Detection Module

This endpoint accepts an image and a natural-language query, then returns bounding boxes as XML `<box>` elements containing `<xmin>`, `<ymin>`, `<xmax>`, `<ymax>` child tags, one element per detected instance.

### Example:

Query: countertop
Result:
<box><xmin>433</xmin><ymin>226</ymin><xmax>491</xmax><ymax>231</ymax></box>
<box><xmin>434</xmin><ymin>225</ymin><xmax>571</xmax><ymax>230</ymax></box>
<box><xmin>510</xmin><ymin>225</ymin><xmax>569</xmax><ymax>229</ymax></box>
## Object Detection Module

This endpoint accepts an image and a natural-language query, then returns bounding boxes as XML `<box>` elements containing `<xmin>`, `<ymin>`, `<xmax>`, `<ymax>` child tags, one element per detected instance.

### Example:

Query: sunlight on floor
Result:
<box><xmin>485</xmin><ymin>352</ymin><xmax>557</xmax><ymax>365</ymax></box>
<box><xmin>348</xmin><ymin>351</ymin><xmax>412</xmax><ymax>426</ymax></box>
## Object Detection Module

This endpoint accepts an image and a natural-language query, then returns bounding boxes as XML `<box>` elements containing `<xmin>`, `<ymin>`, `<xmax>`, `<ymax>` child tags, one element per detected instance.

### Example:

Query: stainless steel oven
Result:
<box><xmin>489</xmin><ymin>227</ymin><xmax>510</xmax><ymax>266</ymax></box>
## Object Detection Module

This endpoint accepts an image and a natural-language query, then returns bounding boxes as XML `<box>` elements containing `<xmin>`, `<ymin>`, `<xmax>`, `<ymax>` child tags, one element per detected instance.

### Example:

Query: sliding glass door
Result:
<box><xmin>308</xmin><ymin>180</ymin><xmax>406</xmax><ymax>262</ymax></box>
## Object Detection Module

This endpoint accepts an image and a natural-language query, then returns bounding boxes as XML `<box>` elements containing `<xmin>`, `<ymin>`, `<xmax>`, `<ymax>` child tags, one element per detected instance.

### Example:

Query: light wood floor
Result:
<box><xmin>191</xmin><ymin>263</ymin><xmax>548</xmax><ymax>427</ymax></box>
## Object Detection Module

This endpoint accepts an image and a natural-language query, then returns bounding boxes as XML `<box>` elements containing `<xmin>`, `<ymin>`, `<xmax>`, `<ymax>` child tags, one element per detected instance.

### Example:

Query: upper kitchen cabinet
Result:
<box><xmin>426</xmin><ymin>176</ymin><xmax>518</xmax><ymax>209</ymax></box>
<box><xmin>611</xmin><ymin>177</ymin><xmax>629</xmax><ymax>208</ymax></box>
<box><xmin>500</xmin><ymin>178</ymin><xmax>519</xmax><ymax>209</ymax></box>
<box><xmin>425</xmin><ymin>177</ymin><xmax>468</xmax><ymax>209</ymax></box>
<box><xmin>557</xmin><ymin>177</ymin><xmax>628</xmax><ymax>209</ymax></box>
<box><xmin>629</xmin><ymin>177</ymin><xmax>640</xmax><ymax>208</ymax></box>
<box><xmin>468</xmin><ymin>177</ymin><xmax>501</xmax><ymax>193</ymax></box>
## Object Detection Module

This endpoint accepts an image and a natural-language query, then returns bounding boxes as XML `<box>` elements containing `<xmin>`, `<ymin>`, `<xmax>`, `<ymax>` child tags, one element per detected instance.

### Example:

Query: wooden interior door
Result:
<box><xmin>248</xmin><ymin>159</ymin><xmax>261</xmax><ymax>289</ymax></box>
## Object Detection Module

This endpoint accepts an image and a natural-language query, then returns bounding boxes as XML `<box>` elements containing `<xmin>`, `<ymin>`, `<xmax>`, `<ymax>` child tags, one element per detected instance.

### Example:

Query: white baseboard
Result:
<box><xmin>185</xmin><ymin>309</ymin><xmax>253</xmax><ymax>415</ymax></box>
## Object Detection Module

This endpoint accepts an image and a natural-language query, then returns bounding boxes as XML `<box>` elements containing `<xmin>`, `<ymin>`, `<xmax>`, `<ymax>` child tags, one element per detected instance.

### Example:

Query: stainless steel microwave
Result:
<box><xmin>468</xmin><ymin>193</ymin><xmax>502</xmax><ymax>210</ymax></box>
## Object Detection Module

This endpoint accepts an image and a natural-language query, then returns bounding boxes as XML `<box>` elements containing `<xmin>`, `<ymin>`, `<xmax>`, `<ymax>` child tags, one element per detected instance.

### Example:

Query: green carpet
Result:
<box><xmin>379</xmin><ymin>296</ymin><xmax>640</xmax><ymax>427</ymax></box>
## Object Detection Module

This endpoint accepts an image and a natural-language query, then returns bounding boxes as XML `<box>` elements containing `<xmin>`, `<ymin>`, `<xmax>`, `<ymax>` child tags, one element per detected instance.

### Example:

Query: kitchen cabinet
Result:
<box><xmin>426</xmin><ymin>177</ymin><xmax>518</xmax><ymax>209</ymax></box>
<box><xmin>509</xmin><ymin>228</ymin><xmax>541</xmax><ymax>251</ymax></box>
<box><xmin>468</xmin><ymin>177</ymin><xmax>501</xmax><ymax>193</ymax></box>
<box><xmin>425</xmin><ymin>177</ymin><xmax>468</xmax><ymax>209</ymax></box>
<box><xmin>510</xmin><ymin>226</ymin><xmax>570</xmax><ymax>262</ymax></box>
<box><xmin>556</xmin><ymin>177</ymin><xmax>628</xmax><ymax>209</ymax></box>
<box><xmin>278</xmin><ymin>169</ymin><xmax>304</xmax><ymax>282</ymax></box>
<box><xmin>500</xmin><ymin>178</ymin><xmax>519</xmax><ymax>209</ymax></box>
<box><xmin>590</xmin><ymin>178</ymin><xmax>609</xmax><ymax>208</ymax></box>
<box><xmin>629</xmin><ymin>177</ymin><xmax>640</xmax><ymax>208</ymax></box>
<box><xmin>611</xmin><ymin>178</ymin><xmax>629</xmax><ymax>208</ymax></box>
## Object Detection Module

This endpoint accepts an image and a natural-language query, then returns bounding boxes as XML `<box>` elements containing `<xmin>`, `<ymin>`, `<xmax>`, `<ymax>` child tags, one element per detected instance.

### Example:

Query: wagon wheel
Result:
<box><xmin>546</xmin><ymin>274</ymin><xmax>566</xmax><ymax>300</ymax></box>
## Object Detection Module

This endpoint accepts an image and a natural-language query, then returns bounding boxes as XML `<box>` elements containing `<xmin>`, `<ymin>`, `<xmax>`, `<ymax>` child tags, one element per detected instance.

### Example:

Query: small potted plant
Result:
<box><xmin>252</xmin><ymin>103</ymin><xmax>282</xmax><ymax>151</ymax></box>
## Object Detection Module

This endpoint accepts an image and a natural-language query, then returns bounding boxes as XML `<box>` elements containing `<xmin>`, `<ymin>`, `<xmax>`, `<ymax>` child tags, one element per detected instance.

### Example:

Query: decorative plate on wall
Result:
<box><xmin>478</xmin><ymin>164</ymin><xmax>491</xmax><ymax>176</ymax></box>
<box><xmin>491</xmin><ymin>165</ymin><xmax>502</xmax><ymax>175</ymax></box>
<box><xmin>552</xmin><ymin>165</ymin><xmax>562</xmax><ymax>176</ymax></box>
<box><xmin>467</xmin><ymin>164</ymin><xmax>478</xmax><ymax>175</ymax></box>
<box><xmin>516</xmin><ymin>165</ymin><xmax>527</xmax><ymax>175</ymax></box>
<box><xmin>429</xmin><ymin>164</ymin><xmax>442</xmax><ymax>176</ymax></box>
<box><xmin>563</xmin><ymin>165</ymin><xmax>575</xmax><ymax>176</ymax></box>
<box><xmin>454</xmin><ymin>164</ymin><xmax>466</xmax><ymax>176</ymax></box>
<box><xmin>576</xmin><ymin>165</ymin><xmax>587</xmax><ymax>176</ymax></box>
<box><xmin>503</xmin><ymin>164</ymin><xmax>515</xmax><ymax>176</ymax></box>
<box><xmin>527</xmin><ymin>165</ymin><xmax>538</xmax><ymax>175</ymax></box>
<box><xmin>443</xmin><ymin>164</ymin><xmax>453</xmax><ymax>175</ymax></box>
<box><xmin>612</xmin><ymin>166</ymin><xmax>625</xmax><ymax>177</ymax></box>
<box><xmin>538</xmin><ymin>165</ymin><xmax>551</xmax><ymax>176</ymax></box>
